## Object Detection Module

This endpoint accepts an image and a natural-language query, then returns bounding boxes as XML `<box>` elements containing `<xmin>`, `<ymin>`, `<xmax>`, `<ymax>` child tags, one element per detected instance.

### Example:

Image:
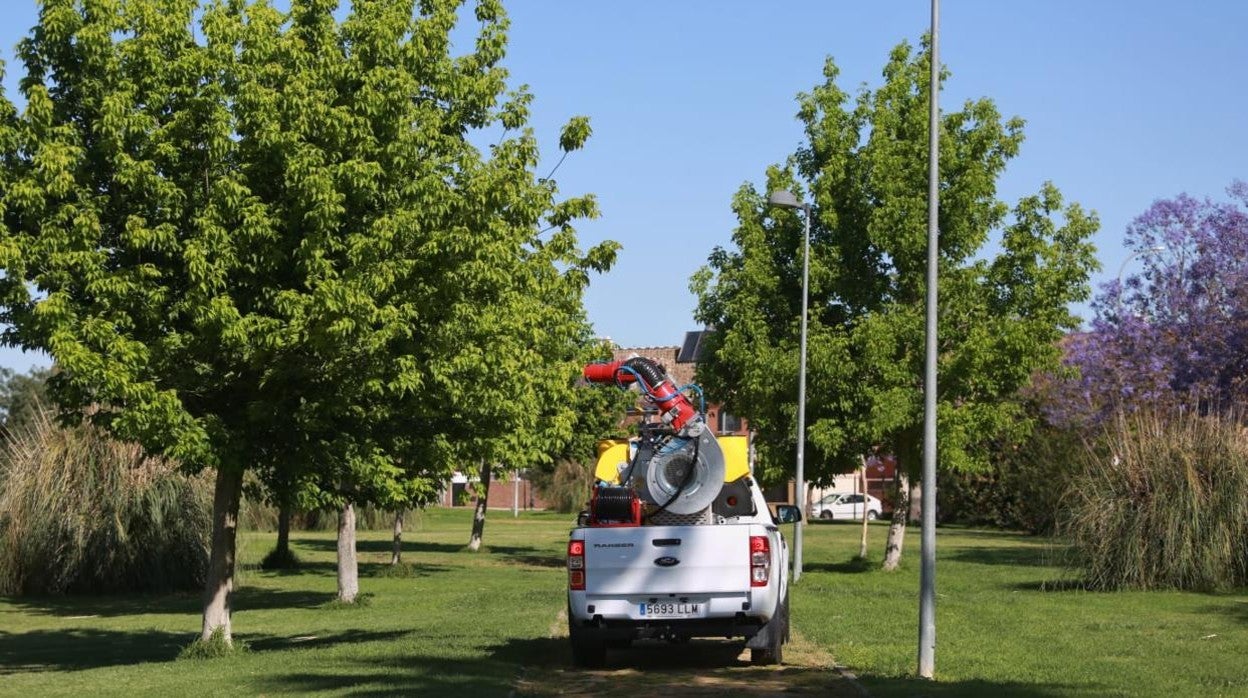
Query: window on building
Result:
<box><xmin>718</xmin><ymin>410</ymin><xmax>742</xmax><ymax>433</ymax></box>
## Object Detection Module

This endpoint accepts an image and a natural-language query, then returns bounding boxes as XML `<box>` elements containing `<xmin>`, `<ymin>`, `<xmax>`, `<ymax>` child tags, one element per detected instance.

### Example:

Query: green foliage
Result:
<box><xmin>0</xmin><ymin>0</ymin><xmax>612</xmax><ymax>486</ymax></box>
<box><xmin>177</xmin><ymin>628</ymin><xmax>249</xmax><ymax>660</ymax></box>
<box><xmin>556</xmin><ymin>340</ymin><xmax>634</xmax><ymax>463</ymax></box>
<box><xmin>1061</xmin><ymin>408</ymin><xmax>1248</xmax><ymax>591</ymax></box>
<box><xmin>530</xmin><ymin>458</ymin><xmax>594</xmax><ymax>514</ymax></box>
<box><xmin>0</xmin><ymin>366</ymin><xmax>49</xmax><ymax>433</ymax></box>
<box><xmin>937</xmin><ymin>420</ymin><xmax>1081</xmax><ymax>534</ymax></box>
<box><xmin>693</xmin><ymin>38</ymin><xmax>1099</xmax><ymax>484</ymax></box>
<box><xmin>239</xmin><ymin>499</ymin><xmax>391</xmax><ymax>532</ymax></box>
<box><xmin>0</xmin><ymin>0</ymin><xmax>615</xmax><ymax>622</ymax></box>
<box><xmin>527</xmin><ymin>339</ymin><xmax>629</xmax><ymax>513</ymax></box>
<box><xmin>0</xmin><ymin>409</ymin><xmax>211</xmax><ymax>595</ymax></box>
<box><xmin>559</xmin><ymin>115</ymin><xmax>593</xmax><ymax>152</ymax></box>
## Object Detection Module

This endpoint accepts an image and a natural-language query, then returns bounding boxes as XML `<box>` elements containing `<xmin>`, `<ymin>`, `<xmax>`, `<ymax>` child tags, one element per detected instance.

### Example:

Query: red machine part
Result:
<box><xmin>588</xmin><ymin>485</ymin><xmax>641</xmax><ymax>527</ymax></box>
<box><xmin>582</xmin><ymin>358</ymin><xmax>697</xmax><ymax>431</ymax></box>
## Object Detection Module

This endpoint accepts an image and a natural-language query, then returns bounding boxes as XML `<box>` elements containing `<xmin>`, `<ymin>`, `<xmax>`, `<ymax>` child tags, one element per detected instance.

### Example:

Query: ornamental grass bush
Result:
<box><xmin>0</xmin><ymin>408</ymin><xmax>211</xmax><ymax>595</ymax></box>
<box><xmin>1061</xmin><ymin>407</ymin><xmax>1248</xmax><ymax>591</ymax></box>
<box><xmin>531</xmin><ymin>458</ymin><xmax>593</xmax><ymax>514</ymax></box>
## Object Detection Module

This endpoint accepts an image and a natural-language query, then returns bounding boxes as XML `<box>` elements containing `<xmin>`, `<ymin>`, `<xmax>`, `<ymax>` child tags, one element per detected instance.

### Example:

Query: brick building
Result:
<box><xmin>440</xmin><ymin>469</ymin><xmax>548</xmax><ymax>511</ymax></box>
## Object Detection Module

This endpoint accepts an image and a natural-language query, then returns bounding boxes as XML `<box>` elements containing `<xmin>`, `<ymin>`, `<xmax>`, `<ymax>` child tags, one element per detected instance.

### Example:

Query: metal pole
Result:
<box><xmin>513</xmin><ymin>469</ymin><xmax>519</xmax><ymax>518</ymax></box>
<box><xmin>794</xmin><ymin>204</ymin><xmax>811</xmax><ymax>582</ymax></box>
<box><xmin>918</xmin><ymin>0</ymin><xmax>939</xmax><ymax>680</ymax></box>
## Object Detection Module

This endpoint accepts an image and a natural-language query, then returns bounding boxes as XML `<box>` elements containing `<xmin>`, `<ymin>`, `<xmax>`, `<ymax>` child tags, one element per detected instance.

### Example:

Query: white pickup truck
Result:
<box><xmin>567</xmin><ymin>356</ymin><xmax>802</xmax><ymax>667</ymax></box>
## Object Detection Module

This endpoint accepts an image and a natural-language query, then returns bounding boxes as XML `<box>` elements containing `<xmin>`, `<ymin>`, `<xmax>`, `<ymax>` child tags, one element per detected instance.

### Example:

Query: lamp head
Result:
<box><xmin>767</xmin><ymin>190</ymin><xmax>802</xmax><ymax>210</ymax></box>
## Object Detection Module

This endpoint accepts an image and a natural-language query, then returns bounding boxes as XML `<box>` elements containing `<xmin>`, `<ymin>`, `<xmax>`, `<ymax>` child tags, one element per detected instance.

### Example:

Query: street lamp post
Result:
<box><xmin>918</xmin><ymin>0</ymin><xmax>940</xmax><ymax>679</ymax></box>
<box><xmin>767</xmin><ymin>189</ymin><xmax>810</xmax><ymax>583</ymax></box>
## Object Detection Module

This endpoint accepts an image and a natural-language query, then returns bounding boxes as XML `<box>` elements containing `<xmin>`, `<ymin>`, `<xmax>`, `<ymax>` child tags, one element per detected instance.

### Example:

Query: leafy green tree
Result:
<box><xmin>0</xmin><ymin>0</ymin><xmax>612</xmax><ymax>640</ymax></box>
<box><xmin>0</xmin><ymin>366</ymin><xmax>51</xmax><ymax>433</ymax></box>
<box><xmin>459</xmin><ymin>234</ymin><xmax>617</xmax><ymax>552</ymax></box>
<box><xmin>526</xmin><ymin>342</ymin><xmax>634</xmax><ymax>513</ymax></box>
<box><xmin>692</xmin><ymin>39</ymin><xmax>1098</xmax><ymax>569</ymax></box>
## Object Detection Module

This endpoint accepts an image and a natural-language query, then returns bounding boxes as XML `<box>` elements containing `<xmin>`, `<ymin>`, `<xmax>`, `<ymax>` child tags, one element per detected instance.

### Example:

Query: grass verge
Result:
<box><xmin>0</xmin><ymin>509</ymin><xmax>1243</xmax><ymax>696</ymax></box>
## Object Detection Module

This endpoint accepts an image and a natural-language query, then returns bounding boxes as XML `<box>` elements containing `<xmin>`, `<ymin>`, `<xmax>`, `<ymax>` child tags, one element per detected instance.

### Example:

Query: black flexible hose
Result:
<box><xmin>623</xmin><ymin>357</ymin><xmax>666</xmax><ymax>391</ymax></box>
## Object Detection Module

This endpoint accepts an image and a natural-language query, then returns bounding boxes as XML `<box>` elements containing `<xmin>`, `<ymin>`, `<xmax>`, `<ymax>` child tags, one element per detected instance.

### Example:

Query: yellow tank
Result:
<box><xmin>594</xmin><ymin>439</ymin><xmax>632</xmax><ymax>483</ymax></box>
<box><xmin>718</xmin><ymin>434</ymin><xmax>750</xmax><ymax>482</ymax></box>
<box><xmin>594</xmin><ymin>434</ymin><xmax>751</xmax><ymax>484</ymax></box>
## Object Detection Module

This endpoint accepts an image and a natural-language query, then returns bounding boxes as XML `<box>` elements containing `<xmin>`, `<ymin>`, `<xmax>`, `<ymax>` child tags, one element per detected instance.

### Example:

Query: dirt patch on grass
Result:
<box><xmin>515</xmin><ymin>610</ymin><xmax>859</xmax><ymax>697</ymax></box>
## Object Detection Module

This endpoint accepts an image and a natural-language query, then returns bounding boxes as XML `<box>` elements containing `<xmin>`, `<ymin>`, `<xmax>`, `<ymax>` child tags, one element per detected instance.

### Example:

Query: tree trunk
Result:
<box><xmin>468</xmin><ymin>461</ymin><xmax>491</xmax><ymax>552</ymax></box>
<box><xmin>337</xmin><ymin>501</ymin><xmax>359</xmax><ymax>603</ymax></box>
<box><xmin>390</xmin><ymin>508</ymin><xmax>404</xmax><ymax>565</ymax></box>
<box><xmin>201</xmin><ymin>467</ymin><xmax>243</xmax><ymax>643</ymax></box>
<box><xmin>858</xmin><ymin>457</ymin><xmax>870</xmax><ymax>559</ymax></box>
<box><xmin>882</xmin><ymin>469</ymin><xmax>910</xmax><ymax>572</ymax></box>
<box><xmin>276</xmin><ymin>500</ymin><xmax>292</xmax><ymax>556</ymax></box>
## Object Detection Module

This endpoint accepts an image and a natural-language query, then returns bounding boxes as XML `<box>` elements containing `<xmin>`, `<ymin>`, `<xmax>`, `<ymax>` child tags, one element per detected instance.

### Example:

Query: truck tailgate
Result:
<box><xmin>582</xmin><ymin>524</ymin><xmax>752</xmax><ymax>595</ymax></box>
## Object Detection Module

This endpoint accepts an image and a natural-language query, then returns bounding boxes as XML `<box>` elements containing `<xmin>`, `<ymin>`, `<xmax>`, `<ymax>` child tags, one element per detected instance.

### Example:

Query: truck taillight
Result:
<box><xmin>568</xmin><ymin>539</ymin><xmax>586</xmax><ymax>590</ymax></box>
<box><xmin>749</xmin><ymin>535</ymin><xmax>770</xmax><ymax>587</ymax></box>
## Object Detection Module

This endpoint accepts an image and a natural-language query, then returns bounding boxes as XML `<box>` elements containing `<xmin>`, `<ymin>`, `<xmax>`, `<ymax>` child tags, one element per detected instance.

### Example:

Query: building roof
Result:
<box><xmin>677</xmin><ymin>330</ymin><xmax>711</xmax><ymax>363</ymax></box>
<box><xmin>611</xmin><ymin>345</ymin><xmax>694</xmax><ymax>387</ymax></box>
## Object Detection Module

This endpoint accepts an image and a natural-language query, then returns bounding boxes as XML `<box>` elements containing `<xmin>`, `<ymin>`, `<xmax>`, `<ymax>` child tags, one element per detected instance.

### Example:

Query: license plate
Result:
<box><xmin>639</xmin><ymin>602</ymin><xmax>702</xmax><ymax>618</ymax></box>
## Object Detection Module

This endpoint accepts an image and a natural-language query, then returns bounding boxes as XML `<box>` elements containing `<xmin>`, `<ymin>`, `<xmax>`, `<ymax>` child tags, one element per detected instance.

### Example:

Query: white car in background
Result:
<box><xmin>810</xmin><ymin>493</ymin><xmax>882</xmax><ymax>521</ymax></box>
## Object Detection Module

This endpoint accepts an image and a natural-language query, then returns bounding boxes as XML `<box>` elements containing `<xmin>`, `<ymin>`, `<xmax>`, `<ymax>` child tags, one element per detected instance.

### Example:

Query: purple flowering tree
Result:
<box><xmin>1060</xmin><ymin>181</ymin><xmax>1248</xmax><ymax>424</ymax></box>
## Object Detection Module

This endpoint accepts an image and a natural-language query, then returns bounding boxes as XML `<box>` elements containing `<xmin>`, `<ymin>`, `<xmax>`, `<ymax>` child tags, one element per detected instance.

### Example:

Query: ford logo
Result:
<box><xmin>654</xmin><ymin>556</ymin><xmax>680</xmax><ymax>567</ymax></box>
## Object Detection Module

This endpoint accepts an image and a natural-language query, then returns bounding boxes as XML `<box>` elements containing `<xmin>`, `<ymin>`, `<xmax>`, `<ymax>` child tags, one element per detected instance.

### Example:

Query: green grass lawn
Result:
<box><xmin>798</xmin><ymin>520</ymin><xmax>1248</xmax><ymax>697</ymax></box>
<box><xmin>0</xmin><ymin>508</ymin><xmax>1245</xmax><ymax>696</ymax></box>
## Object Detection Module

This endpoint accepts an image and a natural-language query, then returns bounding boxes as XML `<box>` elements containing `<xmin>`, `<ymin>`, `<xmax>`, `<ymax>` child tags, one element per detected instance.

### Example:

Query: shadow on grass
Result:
<box><xmin>0</xmin><ymin>627</ymin><xmax>408</xmax><ymax>673</ymax></box>
<box><xmin>0</xmin><ymin>628</ymin><xmax>187</xmax><ymax>672</ymax></box>
<box><xmin>943</xmin><ymin>544</ymin><xmax>1059</xmax><ymax>568</ymax></box>
<box><xmin>295</xmin><ymin>537</ymin><xmax>563</xmax><ymax>570</ymax></box>
<box><xmin>1202</xmin><ymin>599</ymin><xmax>1248</xmax><ymax>625</ymax></box>
<box><xmin>862</xmin><ymin>676</ymin><xmax>1099</xmax><ymax>698</ymax></box>
<box><xmin>245</xmin><ymin>629</ymin><xmax>408</xmax><ymax>653</ymax></box>
<box><xmin>253</xmin><ymin>650</ymin><xmax>520</xmax><ymax>696</ymax></box>
<box><xmin>1009</xmin><ymin>579</ymin><xmax>1091</xmax><ymax>592</ymax></box>
<box><xmin>1229</xmin><ymin>599</ymin><xmax>1248</xmax><ymax>624</ymax></box>
<box><xmin>297</xmin><ymin>539</ymin><xmax>464</xmax><ymax>556</ymax></box>
<box><xmin>804</xmin><ymin>557</ymin><xmax>875</xmax><ymax>574</ymax></box>
<box><xmin>365</xmin><ymin>561</ymin><xmax>451</xmax><ymax>578</ymax></box>
<box><xmin>6</xmin><ymin>587</ymin><xmax>332</xmax><ymax>619</ymax></box>
<box><xmin>491</xmin><ymin>635</ymin><xmax>753</xmax><ymax>671</ymax></box>
<box><xmin>499</xmin><ymin>636</ymin><xmax>863</xmax><ymax>696</ymax></box>
<box><xmin>488</xmin><ymin>546</ymin><xmax>565</xmax><ymax>569</ymax></box>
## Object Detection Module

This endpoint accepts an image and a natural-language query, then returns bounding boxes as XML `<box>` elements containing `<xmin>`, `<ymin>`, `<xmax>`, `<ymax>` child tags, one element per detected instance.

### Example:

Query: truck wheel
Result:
<box><xmin>568</xmin><ymin>606</ymin><xmax>607</xmax><ymax>668</ymax></box>
<box><xmin>750</xmin><ymin>596</ymin><xmax>787</xmax><ymax>665</ymax></box>
<box><xmin>571</xmin><ymin>636</ymin><xmax>607</xmax><ymax>668</ymax></box>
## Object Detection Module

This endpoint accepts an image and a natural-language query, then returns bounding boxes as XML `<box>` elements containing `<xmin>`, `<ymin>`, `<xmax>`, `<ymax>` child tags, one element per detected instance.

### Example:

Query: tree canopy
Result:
<box><xmin>1057</xmin><ymin>181</ymin><xmax>1248</xmax><ymax>424</ymax></box>
<box><xmin>691</xmin><ymin>39</ymin><xmax>1099</xmax><ymax>487</ymax></box>
<box><xmin>0</xmin><ymin>0</ymin><xmax>614</xmax><ymax>642</ymax></box>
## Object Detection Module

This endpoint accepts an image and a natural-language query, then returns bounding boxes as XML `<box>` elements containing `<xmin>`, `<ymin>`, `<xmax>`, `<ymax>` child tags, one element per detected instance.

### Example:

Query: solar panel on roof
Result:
<box><xmin>677</xmin><ymin>330</ymin><xmax>707</xmax><ymax>363</ymax></box>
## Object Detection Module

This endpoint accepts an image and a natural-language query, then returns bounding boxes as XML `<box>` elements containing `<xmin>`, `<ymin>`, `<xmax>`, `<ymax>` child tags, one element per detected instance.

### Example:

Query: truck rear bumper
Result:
<box><xmin>570</xmin><ymin>614</ymin><xmax>765</xmax><ymax>642</ymax></box>
<box><xmin>571</xmin><ymin>592</ymin><xmax>758</xmax><ymax>622</ymax></box>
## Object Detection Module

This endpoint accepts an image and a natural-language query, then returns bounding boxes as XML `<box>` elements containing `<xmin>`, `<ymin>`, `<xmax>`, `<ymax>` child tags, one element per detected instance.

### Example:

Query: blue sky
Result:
<box><xmin>1</xmin><ymin>1</ymin><xmax>1245</xmax><ymax>372</ymax></box>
